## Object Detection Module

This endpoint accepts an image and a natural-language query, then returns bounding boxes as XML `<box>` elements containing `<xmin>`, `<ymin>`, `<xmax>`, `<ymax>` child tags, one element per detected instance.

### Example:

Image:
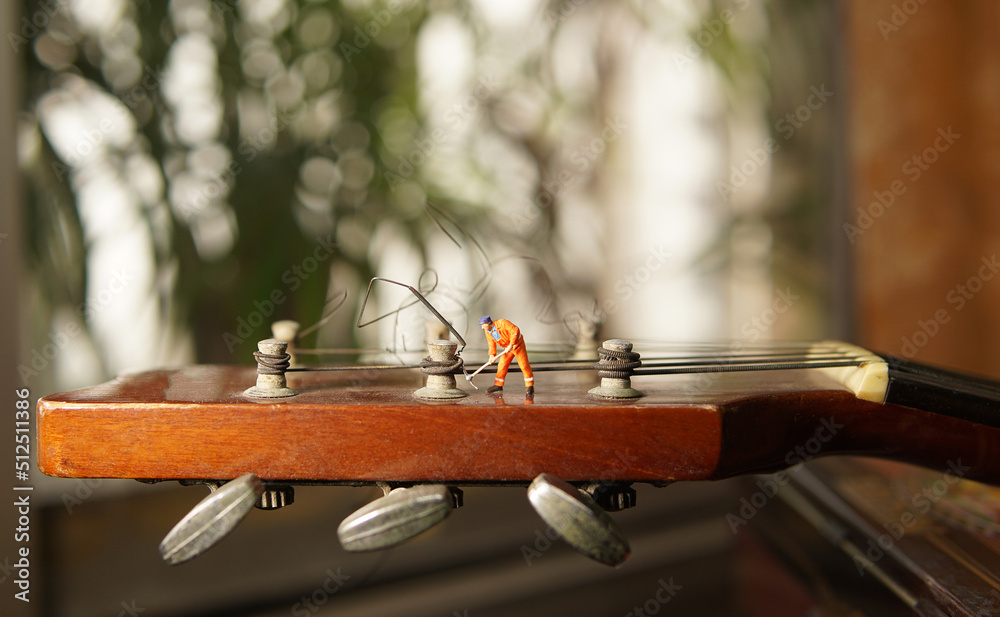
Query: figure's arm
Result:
<box><xmin>486</xmin><ymin>332</ymin><xmax>497</xmax><ymax>357</ymax></box>
<box><xmin>507</xmin><ymin>321</ymin><xmax>521</xmax><ymax>343</ymax></box>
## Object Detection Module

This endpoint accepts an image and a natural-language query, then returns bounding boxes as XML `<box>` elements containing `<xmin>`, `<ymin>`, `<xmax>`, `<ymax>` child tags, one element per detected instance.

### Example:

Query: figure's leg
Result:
<box><xmin>489</xmin><ymin>353</ymin><xmax>514</xmax><ymax>392</ymax></box>
<box><xmin>514</xmin><ymin>345</ymin><xmax>533</xmax><ymax>392</ymax></box>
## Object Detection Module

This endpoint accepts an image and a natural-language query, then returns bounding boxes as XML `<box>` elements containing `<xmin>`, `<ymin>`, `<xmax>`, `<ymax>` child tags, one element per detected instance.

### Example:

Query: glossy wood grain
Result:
<box><xmin>36</xmin><ymin>365</ymin><xmax>1000</xmax><ymax>485</ymax></box>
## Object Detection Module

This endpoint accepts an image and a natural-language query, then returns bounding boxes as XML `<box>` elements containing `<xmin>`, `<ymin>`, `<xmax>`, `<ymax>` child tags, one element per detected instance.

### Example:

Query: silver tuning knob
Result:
<box><xmin>337</xmin><ymin>484</ymin><xmax>460</xmax><ymax>552</ymax></box>
<box><xmin>527</xmin><ymin>473</ymin><xmax>630</xmax><ymax>567</ymax></box>
<box><xmin>159</xmin><ymin>473</ymin><xmax>263</xmax><ymax>565</ymax></box>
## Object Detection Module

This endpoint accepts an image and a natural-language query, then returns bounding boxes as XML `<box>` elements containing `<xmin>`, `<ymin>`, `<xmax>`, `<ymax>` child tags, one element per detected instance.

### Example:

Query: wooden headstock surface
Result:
<box><xmin>40</xmin><ymin>362</ymin><xmax>1000</xmax><ymax>485</ymax></box>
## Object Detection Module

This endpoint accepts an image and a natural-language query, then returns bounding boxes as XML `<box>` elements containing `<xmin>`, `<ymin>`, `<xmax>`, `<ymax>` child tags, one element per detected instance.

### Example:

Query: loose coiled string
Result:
<box><xmin>419</xmin><ymin>355</ymin><xmax>465</xmax><ymax>375</ymax></box>
<box><xmin>594</xmin><ymin>346</ymin><xmax>642</xmax><ymax>380</ymax></box>
<box><xmin>253</xmin><ymin>349</ymin><xmax>291</xmax><ymax>375</ymax></box>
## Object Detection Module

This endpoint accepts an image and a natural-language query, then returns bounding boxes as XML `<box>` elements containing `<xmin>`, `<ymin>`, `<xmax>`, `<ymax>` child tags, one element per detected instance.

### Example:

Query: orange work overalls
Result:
<box><xmin>485</xmin><ymin>319</ymin><xmax>533</xmax><ymax>388</ymax></box>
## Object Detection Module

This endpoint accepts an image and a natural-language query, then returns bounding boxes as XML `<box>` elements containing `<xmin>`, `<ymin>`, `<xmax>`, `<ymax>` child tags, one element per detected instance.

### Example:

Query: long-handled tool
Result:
<box><xmin>464</xmin><ymin>345</ymin><xmax>512</xmax><ymax>389</ymax></box>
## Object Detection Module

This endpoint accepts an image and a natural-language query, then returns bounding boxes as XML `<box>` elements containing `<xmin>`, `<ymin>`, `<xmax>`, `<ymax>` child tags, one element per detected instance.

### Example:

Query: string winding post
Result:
<box><xmin>414</xmin><ymin>340</ymin><xmax>468</xmax><ymax>400</ymax></box>
<box><xmin>589</xmin><ymin>339</ymin><xmax>643</xmax><ymax>399</ymax></box>
<box><xmin>244</xmin><ymin>339</ymin><xmax>297</xmax><ymax>398</ymax></box>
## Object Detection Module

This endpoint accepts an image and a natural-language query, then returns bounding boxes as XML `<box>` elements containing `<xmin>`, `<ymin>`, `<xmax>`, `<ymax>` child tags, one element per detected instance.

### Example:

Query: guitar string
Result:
<box><xmin>299</xmin><ymin>274</ymin><xmax>848</xmax><ymax>368</ymax></box>
<box><xmin>284</xmin><ymin>352</ymin><xmax>869</xmax><ymax>374</ymax></box>
<box><xmin>631</xmin><ymin>360</ymin><xmax>864</xmax><ymax>376</ymax></box>
<box><xmin>283</xmin><ymin>343</ymin><xmax>867</xmax><ymax>364</ymax></box>
<box><xmin>286</xmin><ymin>351</ymin><xmax>864</xmax><ymax>365</ymax></box>
<box><xmin>293</xmin><ymin>341</ymin><xmax>839</xmax><ymax>354</ymax></box>
<box><xmin>445</xmin><ymin>352</ymin><xmax>868</xmax><ymax>369</ymax></box>
<box><xmin>287</xmin><ymin>345</ymin><xmax>865</xmax><ymax>364</ymax></box>
<box><xmin>286</xmin><ymin>352</ymin><xmax>858</xmax><ymax>366</ymax></box>
<box><xmin>291</xmin><ymin>345</ymin><xmax>835</xmax><ymax>357</ymax></box>
<box><xmin>285</xmin><ymin>359</ymin><xmax>866</xmax><ymax>375</ymax></box>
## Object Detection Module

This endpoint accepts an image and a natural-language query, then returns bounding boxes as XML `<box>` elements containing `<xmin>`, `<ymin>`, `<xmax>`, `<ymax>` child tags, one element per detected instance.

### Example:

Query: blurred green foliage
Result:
<box><xmin>19</xmin><ymin>0</ymin><xmax>837</xmax><ymax>386</ymax></box>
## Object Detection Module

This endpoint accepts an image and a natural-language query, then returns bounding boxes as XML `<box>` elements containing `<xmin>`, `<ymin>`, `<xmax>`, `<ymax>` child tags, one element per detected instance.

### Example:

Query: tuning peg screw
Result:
<box><xmin>256</xmin><ymin>484</ymin><xmax>294</xmax><ymax>510</ymax></box>
<box><xmin>581</xmin><ymin>482</ymin><xmax>636</xmax><ymax>512</ymax></box>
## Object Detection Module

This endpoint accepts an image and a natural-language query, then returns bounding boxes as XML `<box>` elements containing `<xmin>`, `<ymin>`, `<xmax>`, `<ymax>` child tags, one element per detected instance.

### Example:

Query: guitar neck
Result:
<box><xmin>883</xmin><ymin>355</ymin><xmax>1000</xmax><ymax>429</ymax></box>
<box><xmin>708</xmin><ymin>348</ymin><xmax>1000</xmax><ymax>484</ymax></box>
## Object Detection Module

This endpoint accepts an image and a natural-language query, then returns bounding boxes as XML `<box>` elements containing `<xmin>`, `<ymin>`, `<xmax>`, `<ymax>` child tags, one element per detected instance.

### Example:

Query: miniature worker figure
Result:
<box><xmin>479</xmin><ymin>315</ymin><xmax>534</xmax><ymax>395</ymax></box>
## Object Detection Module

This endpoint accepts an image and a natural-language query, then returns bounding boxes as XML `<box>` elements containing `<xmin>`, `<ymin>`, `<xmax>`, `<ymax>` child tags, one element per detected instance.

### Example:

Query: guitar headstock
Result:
<box><xmin>37</xmin><ymin>335</ymin><xmax>1000</xmax><ymax>567</ymax></box>
<box><xmin>37</xmin><ymin>339</ymin><xmax>872</xmax><ymax>485</ymax></box>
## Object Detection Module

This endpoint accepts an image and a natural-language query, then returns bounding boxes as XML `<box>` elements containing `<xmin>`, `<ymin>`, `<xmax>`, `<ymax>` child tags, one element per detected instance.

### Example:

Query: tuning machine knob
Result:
<box><xmin>337</xmin><ymin>484</ymin><xmax>461</xmax><ymax>552</ymax></box>
<box><xmin>527</xmin><ymin>473</ymin><xmax>631</xmax><ymax>567</ymax></box>
<box><xmin>159</xmin><ymin>473</ymin><xmax>264</xmax><ymax>565</ymax></box>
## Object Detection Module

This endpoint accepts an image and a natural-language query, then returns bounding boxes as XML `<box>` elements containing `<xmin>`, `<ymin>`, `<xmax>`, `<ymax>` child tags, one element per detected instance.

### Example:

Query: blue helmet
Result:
<box><xmin>478</xmin><ymin>315</ymin><xmax>492</xmax><ymax>325</ymax></box>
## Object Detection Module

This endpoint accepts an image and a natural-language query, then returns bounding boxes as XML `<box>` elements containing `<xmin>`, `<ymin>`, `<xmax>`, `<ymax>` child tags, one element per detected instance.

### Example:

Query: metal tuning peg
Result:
<box><xmin>337</xmin><ymin>484</ymin><xmax>460</xmax><ymax>552</ymax></box>
<box><xmin>159</xmin><ymin>473</ymin><xmax>264</xmax><ymax>565</ymax></box>
<box><xmin>527</xmin><ymin>473</ymin><xmax>631</xmax><ymax>567</ymax></box>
